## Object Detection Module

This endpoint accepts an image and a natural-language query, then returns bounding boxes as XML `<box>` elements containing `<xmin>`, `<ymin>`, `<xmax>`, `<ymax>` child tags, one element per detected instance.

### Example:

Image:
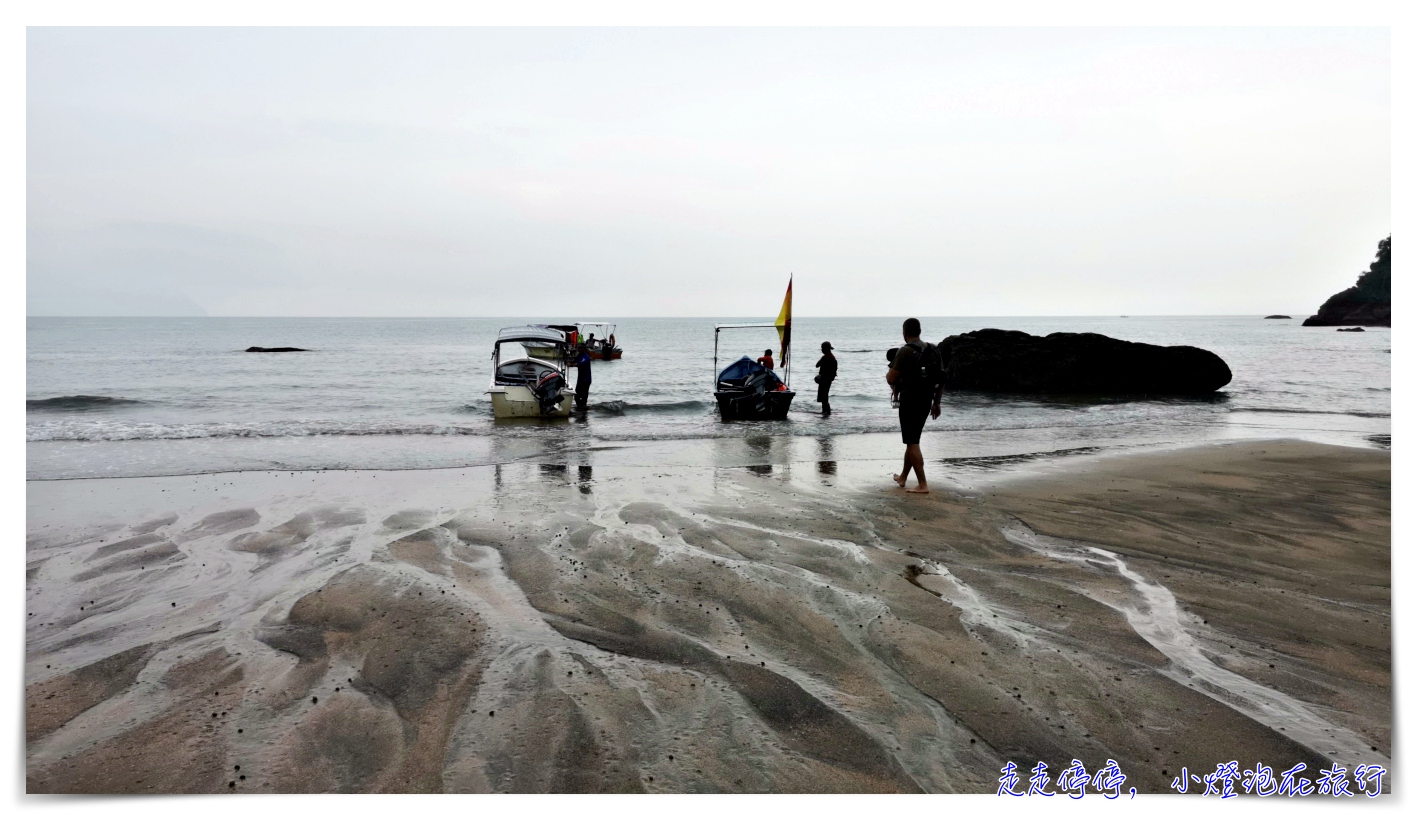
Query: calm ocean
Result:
<box><xmin>26</xmin><ymin>316</ymin><xmax>1390</xmax><ymax>480</ymax></box>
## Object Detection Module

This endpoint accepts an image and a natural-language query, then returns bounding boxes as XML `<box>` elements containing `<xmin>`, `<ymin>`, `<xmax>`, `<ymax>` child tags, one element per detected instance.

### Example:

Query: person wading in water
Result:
<box><xmin>885</xmin><ymin>318</ymin><xmax>943</xmax><ymax>493</ymax></box>
<box><xmin>815</xmin><ymin>341</ymin><xmax>837</xmax><ymax>414</ymax></box>
<box><xmin>573</xmin><ymin>343</ymin><xmax>592</xmax><ymax>412</ymax></box>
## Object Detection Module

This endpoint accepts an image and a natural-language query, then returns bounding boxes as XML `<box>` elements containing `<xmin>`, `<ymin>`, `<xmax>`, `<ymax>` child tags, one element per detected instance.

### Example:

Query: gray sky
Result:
<box><xmin>27</xmin><ymin>27</ymin><xmax>1389</xmax><ymax>317</ymax></box>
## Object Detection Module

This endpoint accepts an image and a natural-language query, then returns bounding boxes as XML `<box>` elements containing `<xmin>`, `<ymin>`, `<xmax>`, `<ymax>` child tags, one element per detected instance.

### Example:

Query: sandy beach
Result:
<box><xmin>25</xmin><ymin>439</ymin><xmax>1389</xmax><ymax>793</ymax></box>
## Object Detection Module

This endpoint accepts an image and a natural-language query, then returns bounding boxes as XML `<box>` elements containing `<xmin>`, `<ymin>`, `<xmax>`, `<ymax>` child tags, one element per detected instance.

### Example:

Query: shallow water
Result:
<box><xmin>27</xmin><ymin>316</ymin><xmax>1390</xmax><ymax>479</ymax></box>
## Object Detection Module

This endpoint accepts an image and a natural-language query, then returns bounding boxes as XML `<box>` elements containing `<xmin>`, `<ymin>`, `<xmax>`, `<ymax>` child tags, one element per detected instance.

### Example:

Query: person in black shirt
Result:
<box><xmin>886</xmin><ymin>318</ymin><xmax>943</xmax><ymax>493</ymax></box>
<box><xmin>573</xmin><ymin>344</ymin><xmax>592</xmax><ymax>411</ymax></box>
<box><xmin>814</xmin><ymin>341</ymin><xmax>837</xmax><ymax>415</ymax></box>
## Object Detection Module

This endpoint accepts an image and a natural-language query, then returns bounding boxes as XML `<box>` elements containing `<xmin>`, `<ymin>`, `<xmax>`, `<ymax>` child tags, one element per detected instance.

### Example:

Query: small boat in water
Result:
<box><xmin>714</xmin><ymin>355</ymin><xmax>794</xmax><ymax>420</ymax></box>
<box><xmin>487</xmin><ymin>326</ymin><xmax>573</xmax><ymax>418</ymax></box>
<box><xmin>578</xmin><ymin>322</ymin><xmax>621</xmax><ymax>360</ymax></box>
<box><xmin>712</xmin><ymin>276</ymin><xmax>795</xmax><ymax>421</ymax></box>
<box><xmin>548</xmin><ymin>322</ymin><xmax>622</xmax><ymax>360</ymax></box>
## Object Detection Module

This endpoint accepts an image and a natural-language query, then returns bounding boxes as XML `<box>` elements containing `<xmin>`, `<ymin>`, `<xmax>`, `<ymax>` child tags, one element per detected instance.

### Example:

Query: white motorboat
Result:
<box><xmin>487</xmin><ymin>326</ymin><xmax>574</xmax><ymax>418</ymax></box>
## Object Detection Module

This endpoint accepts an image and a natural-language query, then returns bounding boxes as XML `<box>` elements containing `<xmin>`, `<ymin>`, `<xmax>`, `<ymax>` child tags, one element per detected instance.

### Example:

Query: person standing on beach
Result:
<box><xmin>815</xmin><ymin>341</ymin><xmax>837</xmax><ymax>414</ymax></box>
<box><xmin>757</xmin><ymin>348</ymin><xmax>775</xmax><ymax>370</ymax></box>
<box><xmin>573</xmin><ymin>343</ymin><xmax>592</xmax><ymax>411</ymax></box>
<box><xmin>886</xmin><ymin>318</ymin><xmax>943</xmax><ymax>493</ymax></box>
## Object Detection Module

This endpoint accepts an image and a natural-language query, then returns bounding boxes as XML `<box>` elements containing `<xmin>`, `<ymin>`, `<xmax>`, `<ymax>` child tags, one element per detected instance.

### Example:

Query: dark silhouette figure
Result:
<box><xmin>814</xmin><ymin>341</ymin><xmax>837</xmax><ymax>414</ymax></box>
<box><xmin>573</xmin><ymin>344</ymin><xmax>592</xmax><ymax>411</ymax></box>
<box><xmin>886</xmin><ymin>318</ymin><xmax>943</xmax><ymax>493</ymax></box>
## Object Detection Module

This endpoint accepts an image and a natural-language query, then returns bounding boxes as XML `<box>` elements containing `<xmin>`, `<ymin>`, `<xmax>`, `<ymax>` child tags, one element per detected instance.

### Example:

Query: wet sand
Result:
<box><xmin>25</xmin><ymin>440</ymin><xmax>1389</xmax><ymax>793</ymax></box>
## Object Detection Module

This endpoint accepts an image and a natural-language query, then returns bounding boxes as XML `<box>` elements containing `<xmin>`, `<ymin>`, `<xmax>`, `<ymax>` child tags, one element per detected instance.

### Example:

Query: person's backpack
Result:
<box><xmin>898</xmin><ymin>340</ymin><xmax>942</xmax><ymax>398</ymax></box>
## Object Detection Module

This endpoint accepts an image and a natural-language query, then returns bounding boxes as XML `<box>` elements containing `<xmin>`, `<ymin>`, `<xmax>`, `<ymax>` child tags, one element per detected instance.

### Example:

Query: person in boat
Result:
<box><xmin>886</xmin><ymin>318</ymin><xmax>943</xmax><ymax>493</ymax></box>
<box><xmin>757</xmin><ymin>349</ymin><xmax>775</xmax><ymax>370</ymax></box>
<box><xmin>815</xmin><ymin>341</ymin><xmax>837</xmax><ymax>415</ymax></box>
<box><xmin>573</xmin><ymin>343</ymin><xmax>592</xmax><ymax>411</ymax></box>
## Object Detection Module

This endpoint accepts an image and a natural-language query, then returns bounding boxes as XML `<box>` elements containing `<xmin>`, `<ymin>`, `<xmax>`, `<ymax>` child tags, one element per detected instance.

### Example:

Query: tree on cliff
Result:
<box><xmin>1350</xmin><ymin>236</ymin><xmax>1391</xmax><ymax>303</ymax></box>
<box><xmin>1303</xmin><ymin>236</ymin><xmax>1391</xmax><ymax>326</ymax></box>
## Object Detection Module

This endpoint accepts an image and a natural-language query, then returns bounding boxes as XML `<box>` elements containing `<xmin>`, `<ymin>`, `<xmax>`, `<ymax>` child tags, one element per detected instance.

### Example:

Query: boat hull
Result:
<box><xmin>588</xmin><ymin>349</ymin><xmax>622</xmax><ymax>361</ymax></box>
<box><xmin>489</xmin><ymin>386</ymin><xmax>571</xmax><ymax>418</ymax></box>
<box><xmin>714</xmin><ymin>390</ymin><xmax>794</xmax><ymax>421</ymax></box>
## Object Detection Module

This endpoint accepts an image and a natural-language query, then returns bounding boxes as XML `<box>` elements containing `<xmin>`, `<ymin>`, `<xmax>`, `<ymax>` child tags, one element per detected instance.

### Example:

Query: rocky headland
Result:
<box><xmin>1304</xmin><ymin>237</ymin><xmax>1390</xmax><ymax>327</ymax></box>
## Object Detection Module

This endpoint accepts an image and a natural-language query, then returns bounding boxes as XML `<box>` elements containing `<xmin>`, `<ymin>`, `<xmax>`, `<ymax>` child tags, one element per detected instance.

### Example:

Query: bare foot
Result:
<box><xmin>892</xmin><ymin>473</ymin><xmax>907</xmax><ymax>487</ymax></box>
<box><xmin>906</xmin><ymin>484</ymin><xmax>930</xmax><ymax>494</ymax></box>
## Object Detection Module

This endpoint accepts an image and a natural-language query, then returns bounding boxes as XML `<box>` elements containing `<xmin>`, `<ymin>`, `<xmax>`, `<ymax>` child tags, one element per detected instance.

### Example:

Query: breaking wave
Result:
<box><xmin>1230</xmin><ymin>406</ymin><xmax>1390</xmax><ymax>419</ymax></box>
<box><xmin>27</xmin><ymin>395</ymin><xmax>145</xmax><ymax>411</ymax></box>
<box><xmin>27</xmin><ymin>420</ymin><xmax>488</xmax><ymax>442</ymax></box>
<box><xmin>586</xmin><ymin>399</ymin><xmax>709</xmax><ymax>415</ymax></box>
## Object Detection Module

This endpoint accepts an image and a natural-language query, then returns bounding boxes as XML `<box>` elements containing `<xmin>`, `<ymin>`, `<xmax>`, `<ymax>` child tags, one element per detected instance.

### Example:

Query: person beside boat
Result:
<box><xmin>886</xmin><ymin>318</ymin><xmax>943</xmax><ymax>493</ymax></box>
<box><xmin>757</xmin><ymin>349</ymin><xmax>775</xmax><ymax>370</ymax></box>
<box><xmin>573</xmin><ymin>343</ymin><xmax>593</xmax><ymax>411</ymax></box>
<box><xmin>814</xmin><ymin>341</ymin><xmax>837</xmax><ymax>415</ymax></box>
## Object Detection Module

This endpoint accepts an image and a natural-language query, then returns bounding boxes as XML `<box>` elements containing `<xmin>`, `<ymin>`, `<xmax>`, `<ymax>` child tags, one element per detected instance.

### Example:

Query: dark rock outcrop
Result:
<box><xmin>245</xmin><ymin>346</ymin><xmax>309</xmax><ymax>353</ymax></box>
<box><xmin>1338</xmin><ymin>327</ymin><xmax>1365</xmax><ymax>333</ymax></box>
<box><xmin>935</xmin><ymin>329</ymin><xmax>1231</xmax><ymax>395</ymax></box>
<box><xmin>1304</xmin><ymin>237</ymin><xmax>1390</xmax><ymax>327</ymax></box>
<box><xmin>1264</xmin><ymin>315</ymin><xmax>1291</xmax><ymax>319</ymax></box>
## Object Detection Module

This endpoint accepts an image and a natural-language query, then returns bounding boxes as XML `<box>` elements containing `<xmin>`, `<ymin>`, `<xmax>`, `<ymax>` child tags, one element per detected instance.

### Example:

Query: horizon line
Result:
<box><xmin>26</xmin><ymin>313</ymin><xmax>1321</xmax><ymax>320</ymax></box>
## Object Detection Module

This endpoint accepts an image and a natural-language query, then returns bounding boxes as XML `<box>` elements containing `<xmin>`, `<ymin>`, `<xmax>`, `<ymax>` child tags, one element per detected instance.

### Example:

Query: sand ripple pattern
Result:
<box><xmin>25</xmin><ymin>449</ymin><xmax>1388</xmax><ymax>793</ymax></box>
<box><xmin>1002</xmin><ymin>524</ymin><xmax>1390</xmax><ymax>767</ymax></box>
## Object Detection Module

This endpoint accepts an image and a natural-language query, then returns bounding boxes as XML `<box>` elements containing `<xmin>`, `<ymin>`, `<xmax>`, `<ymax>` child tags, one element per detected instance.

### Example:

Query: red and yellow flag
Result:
<box><xmin>775</xmin><ymin>275</ymin><xmax>792</xmax><ymax>367</ymax></box>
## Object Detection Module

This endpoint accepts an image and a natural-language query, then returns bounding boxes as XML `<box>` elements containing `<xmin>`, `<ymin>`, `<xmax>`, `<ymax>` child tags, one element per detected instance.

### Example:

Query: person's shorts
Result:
<box><xmin>816</xmin><ymin>378</ymin><xmax>833</xmax><ymax>403</ymax></box>
<box><xmin>898</xmin><ymin>400</ymin><xmax>930</xmax><ymax>445</ymax></box>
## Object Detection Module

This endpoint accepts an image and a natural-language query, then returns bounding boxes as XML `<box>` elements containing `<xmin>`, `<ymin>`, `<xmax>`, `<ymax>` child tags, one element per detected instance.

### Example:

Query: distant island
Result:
<box><xmin>1264</xmin><ymin>315</ymin><xmax>1291</xmax><ymax>319</ymax></box>
<box><xmin>1304</xmin><ymin>236</ymin><xmax>1390</xmax><ymax>327</ymax></box>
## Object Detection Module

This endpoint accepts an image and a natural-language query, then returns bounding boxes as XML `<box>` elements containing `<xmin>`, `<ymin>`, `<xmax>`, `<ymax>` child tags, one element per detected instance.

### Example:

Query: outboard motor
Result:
<box><xmin>743</xmin><ymin>369</ymin><xmax>777</xmax><ymax>395</ymax></box>
<box><xmin>533</xmin><ymin>371</ymin><xmax>566</xmax><ymax>415</ymax></box>
<box><xmin>738</xmin><ymin>370</ymin><xmax>778</xmax><ymax>415</ymax></box>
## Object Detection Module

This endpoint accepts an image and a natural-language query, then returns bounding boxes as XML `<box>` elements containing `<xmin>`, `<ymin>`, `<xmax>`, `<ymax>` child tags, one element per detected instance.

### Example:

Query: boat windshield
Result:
<box><xmin>495</xmin><ymin>359</ymin><xmax>562</xmax><ymax>386</ymax></box>
<box><xmin>498</xmin><ymin>340</ymin><xmax>566</xmax><ymax>362</ymax></box>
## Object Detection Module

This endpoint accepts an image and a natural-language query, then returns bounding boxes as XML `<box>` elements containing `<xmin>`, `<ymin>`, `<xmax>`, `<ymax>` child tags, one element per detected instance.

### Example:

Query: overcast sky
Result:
<box><xmin>27</xmin><ymin>27</ymin><xmax>1389</xmax><ymax>317</ymax></box>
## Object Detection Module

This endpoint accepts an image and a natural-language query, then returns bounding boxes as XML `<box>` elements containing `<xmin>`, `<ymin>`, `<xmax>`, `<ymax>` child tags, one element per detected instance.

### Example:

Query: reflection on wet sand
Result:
<box><xmin>817</xmin><ymin>437</ymin><xmax>837</xmax><ymax>476</ymax></box>
<box><xmin>25</xmin><ymin>441</ymin><xmax>1389</xmax><ymax>793</ymax></box>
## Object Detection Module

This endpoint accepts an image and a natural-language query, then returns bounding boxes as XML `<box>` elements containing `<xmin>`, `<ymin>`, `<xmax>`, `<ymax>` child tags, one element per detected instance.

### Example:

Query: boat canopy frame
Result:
<box><xmin>713</xmin><ymin>323</ymin><xmax>790</xmax><ymax>390</ymax></box>
<box><xmin>577</xmin><ymin>322</ymin><xmax>616</xmax><ymax>339</ymax></box>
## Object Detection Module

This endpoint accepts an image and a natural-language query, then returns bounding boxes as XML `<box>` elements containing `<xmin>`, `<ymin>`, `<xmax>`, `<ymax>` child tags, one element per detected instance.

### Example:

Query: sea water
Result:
<box><xmin>26</xmin><ymin>316</ymin><xmax>1390</xmax><ymax>480</ymax></box>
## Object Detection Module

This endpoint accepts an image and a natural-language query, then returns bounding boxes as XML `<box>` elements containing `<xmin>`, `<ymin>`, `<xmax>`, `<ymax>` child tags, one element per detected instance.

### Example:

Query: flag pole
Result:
<box><xmin>775</xmin><ymin>274</ymin><xmax>792</xmax><ymax>389</ymax></box>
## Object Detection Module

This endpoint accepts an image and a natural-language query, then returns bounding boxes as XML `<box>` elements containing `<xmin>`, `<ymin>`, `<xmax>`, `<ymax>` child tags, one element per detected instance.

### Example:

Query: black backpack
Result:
<box><xmin>898</xmin><ymin>340</ymin><xmax>942</xmax><ymax>398</ymax></box>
